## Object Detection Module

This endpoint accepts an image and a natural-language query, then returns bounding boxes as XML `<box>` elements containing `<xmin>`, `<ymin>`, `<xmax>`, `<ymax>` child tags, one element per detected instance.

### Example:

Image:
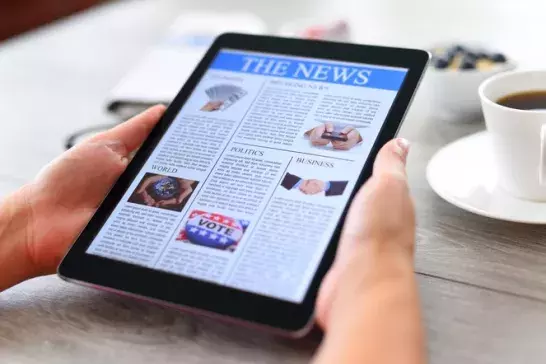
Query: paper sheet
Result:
<box><xmin>107</xmin><ymin>12</ymin><xmax>266</xmax><ymax>111</ymax></box>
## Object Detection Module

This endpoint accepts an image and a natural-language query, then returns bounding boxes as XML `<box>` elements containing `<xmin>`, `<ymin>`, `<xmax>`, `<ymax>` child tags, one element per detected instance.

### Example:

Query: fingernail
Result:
<box><xmin>395</xmin><ymin>138</ymin><xmax>410</xmax><ymax>159</ymax></box>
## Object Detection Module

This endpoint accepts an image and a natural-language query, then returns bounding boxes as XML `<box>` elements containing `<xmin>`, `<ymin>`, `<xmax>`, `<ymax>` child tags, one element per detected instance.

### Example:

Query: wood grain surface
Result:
<box><xmin>2</xmin><ymin>0</ymin><xmax>546</xmax><ymax>363</ymax></box>
<box><xmin>400</xmin><ymin>105</ymin><xmax>546</xmax><ymax>303</ymax></box>
<box><xmin>3</xmin><ymin>274</ymin><xmax>546</xmax><ymax>364</ymax></box>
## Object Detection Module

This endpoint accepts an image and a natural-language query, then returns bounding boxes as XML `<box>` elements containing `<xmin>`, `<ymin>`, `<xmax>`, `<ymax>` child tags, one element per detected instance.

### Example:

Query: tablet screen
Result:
<box><xmin>86</xmin><ymin>49</ymin><xmax>408</xmax><ymax>303</ymax></box>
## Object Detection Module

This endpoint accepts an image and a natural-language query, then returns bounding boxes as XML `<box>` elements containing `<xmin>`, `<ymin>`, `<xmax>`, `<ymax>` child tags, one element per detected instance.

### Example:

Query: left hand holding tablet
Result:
<box><xmin>1</xmin><ymin>105</ymin><xmax>164</xmax><ymax>286</ymax></box>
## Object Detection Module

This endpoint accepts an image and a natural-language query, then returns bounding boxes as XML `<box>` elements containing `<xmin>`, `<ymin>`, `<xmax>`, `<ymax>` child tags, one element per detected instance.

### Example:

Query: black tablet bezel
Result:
<box><xmin>58</xmin><ymin>33</ymin><xmax>429</xmax><ymax>335</ymax></box>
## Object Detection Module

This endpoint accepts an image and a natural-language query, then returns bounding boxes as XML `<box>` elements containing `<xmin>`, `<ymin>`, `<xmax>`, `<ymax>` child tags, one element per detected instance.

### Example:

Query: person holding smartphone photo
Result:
<box><xmin>0</xmin><ymin>106</ymin><xmax>424</xmax><ymax>364</ymax></box>
<box><xmin>305</xmin><ymin>122</ymin><xmax>364</xmax><ymax>151</ymax></box>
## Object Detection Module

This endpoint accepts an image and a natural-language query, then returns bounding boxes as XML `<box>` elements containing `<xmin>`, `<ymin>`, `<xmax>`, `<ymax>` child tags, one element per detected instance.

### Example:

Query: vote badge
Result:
<box><xmin>177</xmin><ymin>210</ymin><xmax>250</xmax><ymax>251</ymax></box>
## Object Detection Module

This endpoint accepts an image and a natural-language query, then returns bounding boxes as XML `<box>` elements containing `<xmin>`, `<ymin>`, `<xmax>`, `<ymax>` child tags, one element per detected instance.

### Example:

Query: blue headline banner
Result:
<box><xmin>210</xmin><ymin>51</ymin><xmax>407</xmax><ymax>91</ymax></box>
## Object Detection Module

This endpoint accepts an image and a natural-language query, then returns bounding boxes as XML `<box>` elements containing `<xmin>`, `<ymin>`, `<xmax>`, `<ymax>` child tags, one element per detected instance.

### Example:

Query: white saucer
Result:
<box><xmin>426</xmin><ymin>131</ymin><xmax>546</xmax><ymax>224</ymax></box>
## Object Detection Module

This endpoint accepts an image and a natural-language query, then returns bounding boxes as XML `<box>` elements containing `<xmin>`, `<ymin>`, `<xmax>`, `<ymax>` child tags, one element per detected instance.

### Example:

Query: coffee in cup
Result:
<box><xmin>497</xmin><ymin>90</ymin><xmax>546</xmax><ymax>110</ymax></box>
<box><xmin>479</xmin><ymin>71</ymin><xmax>546</xmax><ymax>201</ymax></box>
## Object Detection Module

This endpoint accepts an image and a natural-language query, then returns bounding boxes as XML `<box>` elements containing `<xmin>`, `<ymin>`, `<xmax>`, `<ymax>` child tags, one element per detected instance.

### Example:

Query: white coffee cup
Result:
<box><xmin>479</xmin><ymin>70</ymin><xmax>546</xmax><ymax>201</ymax></box>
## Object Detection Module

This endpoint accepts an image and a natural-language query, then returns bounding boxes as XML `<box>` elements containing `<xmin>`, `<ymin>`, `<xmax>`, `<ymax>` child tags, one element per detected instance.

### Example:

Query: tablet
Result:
<box><xmin>58</xmin><ymin>33</ymin><xmax>429</xmax><ymax>337</ymax></box>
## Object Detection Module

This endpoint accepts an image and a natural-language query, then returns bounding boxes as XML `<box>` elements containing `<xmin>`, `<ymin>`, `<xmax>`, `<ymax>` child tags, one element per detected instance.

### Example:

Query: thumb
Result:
<box><xmin>340</xmin><ymin>138</ymin><xmax>410</xmax><ymax>245</ymax></box>
<box><xmin>340</xmin><ymin>126</ymin><xmax>354</xmax><ymax>134</ymax></box>
<box><xmin>90</xmin><ymin>104</ymin><xmax>166</xmax><ymax>153</ymax></box>
<box><xmin>33</xmin><ymin>141</ymin><xmax>133</xmax><ymax>209</ymax></box>
<box><xmin>316</xmin><ymin>138</ymin><xmax>413</xmax><ymax>329</ymax></box>
<box><xmin>372</xmin><ymin>138</ymin><xmax>410</xmax><ymax>180</ymax></box>
<box><xmin>33</xmin><ymin>106</ymin><xmax>165</xmax><ymax>208</ymax></box>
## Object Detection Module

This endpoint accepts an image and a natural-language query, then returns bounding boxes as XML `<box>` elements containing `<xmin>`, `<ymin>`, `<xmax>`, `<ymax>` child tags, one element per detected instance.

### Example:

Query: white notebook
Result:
<box><xmin>107</xmin><ymin>12</ymin><xmax>266</xmax><ymax>114</ymax></box>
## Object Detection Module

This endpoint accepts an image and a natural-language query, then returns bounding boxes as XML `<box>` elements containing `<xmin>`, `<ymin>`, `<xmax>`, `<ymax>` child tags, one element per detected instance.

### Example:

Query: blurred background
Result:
<box><xmin>1</xmin><ymin>0</ymin><xmax>545</xmax><ymax>197</ymax></box>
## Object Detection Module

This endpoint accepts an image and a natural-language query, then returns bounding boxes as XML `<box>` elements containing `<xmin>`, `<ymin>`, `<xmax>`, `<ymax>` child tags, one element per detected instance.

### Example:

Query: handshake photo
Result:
<box><xmin>281</xmin><ymin>172</ymin><xmax>348</xmax><ymax>197</ymax></box>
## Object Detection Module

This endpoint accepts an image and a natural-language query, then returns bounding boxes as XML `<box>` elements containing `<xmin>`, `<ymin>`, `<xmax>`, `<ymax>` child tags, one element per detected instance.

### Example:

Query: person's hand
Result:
<box><xmin>155</xmin><ymin>179</ymin><xmax>194</xmax><ymax>207</ymax></box>
<box><xmin>137</xmin><ymin>174</ymin><xmax>165</xmax><ymax>206</ymax></box>
<box><xmin>313</xmin><ymin>138</ymin><xmax>424</xmax><ymax>364</ymax></box>
<box><xmin>299</xmin><ymin>179</ymin><xmax>326</xmax><ymax>195</ymax></box>
<box><xmin>14</xmin><ymin>105</ymin><xmax>165</xmax><ymax>279</ymax></box>
<box><xmin>201</xmin><ymin>100</ymin><xmax>223</xmax><ymax>111</ymax></box>
<box><xmin>331</xmin><ymin>126</ymin><xmax>362</xmax><ymax>151</ymax></box>
<box><xmin>309</xmin><ymin>123</ymin><xmax>334</xmax><ymax>147</ymax></box>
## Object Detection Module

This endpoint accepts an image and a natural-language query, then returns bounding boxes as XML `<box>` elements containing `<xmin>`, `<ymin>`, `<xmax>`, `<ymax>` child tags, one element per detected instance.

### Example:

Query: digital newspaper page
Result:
<box><xmin>86</xmin><ymin>49</ymin><xmax>408</xmax><ymax>303</ymax></box>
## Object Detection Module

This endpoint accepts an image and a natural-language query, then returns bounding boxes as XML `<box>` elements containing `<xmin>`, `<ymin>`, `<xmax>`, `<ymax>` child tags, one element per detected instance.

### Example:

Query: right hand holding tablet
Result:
<box><xmin>314</xmin><ymin>138</ymin><xmax>424</xmax><ymax>364</ymax></box>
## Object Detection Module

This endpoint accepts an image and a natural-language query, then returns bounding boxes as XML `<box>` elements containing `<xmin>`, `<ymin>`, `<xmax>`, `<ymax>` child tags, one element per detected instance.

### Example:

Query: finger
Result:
<box><xmin>347</xmin><ymin>129</ymin><xmax>359</xmax><ymax>140</ymax></box>
<box><xmin>316</xmin><ymin>139</ymin><xmax>413</xmax><ymax>330</ymax></box>
<box><xmin>340</xmin><ymin>126</ymin><xmax>354</xmax><ymax>134</ymax></box>
<box><xmin>325</xmin><ymin>123</ymin><xmax>334</xmax><ymax>132</ymax></box>
<box><xmin>339</xmin><ymin>138</ymin><xmax>411</xmax><ymax>245</ymax></box>
<box><xmin>373</xmin><ymin>138</ymin><xmax>410</xmax><ymax>180</ymax></box>
<box><xmin>332</xmin><ymin>141</ymin><xmax>348</xmax><ymax>150</ymax></box>
<box><xmin>314</xmin><ymin>124</ymin><xmax>326</xmax><ymax>136</ymax></box>
<box><xmin>143</xmin><ymin>194</ymin><xmax>155</xmax><ymax>206</ymax></box>
<box><xmin>33</xmin><ymin>140</ymin><xmax>132</xmax><ymax>208</ymax></box>
<box><xmin>177</xmin><ymin>189</ymin><xmax>192</xmax><ymax>204</ymax></box>
<box><xmin>140</xmin><ymin>190</ymin><xmax>155</xmax><ymax>205</ymax></box>
<box><xmin>137</xmin><ymin>180</ymin><xmax>152</xmax><ymax>193</ymax></box>
<box><xmin>159</xmin><ymin>198</ymin><xmax>177</xmax><ymax>206</ymax></box>
<box><xmin>147</xmin><ymin>175</ymin><xmax>164</xmax><ymax>184</ymax></box>
<box><xmin>307</xmin><ymin>183</ymin><xmax>320</xmax><ymax>194</ymax></box>
<box><xmin>90</xmin><ymin>104</ymin><xmax>166</xmax><ymax>154</ymax></box>
<box><xmin>310</xmin><ymin>181</ymin><xmax>321</xmax><ymax>193</ymax></box>
<box><xmin>138</xmin><ymin>177</ymin><xmax>155</xmax><ymax>192</ymax></box>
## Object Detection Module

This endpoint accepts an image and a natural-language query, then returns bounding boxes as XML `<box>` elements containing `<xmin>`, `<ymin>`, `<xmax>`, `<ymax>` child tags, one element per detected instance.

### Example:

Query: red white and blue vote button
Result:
<box><xmin>178</xmin><ymin>210</ymin><xmax>249</xmax><ymax>250</ymax></box>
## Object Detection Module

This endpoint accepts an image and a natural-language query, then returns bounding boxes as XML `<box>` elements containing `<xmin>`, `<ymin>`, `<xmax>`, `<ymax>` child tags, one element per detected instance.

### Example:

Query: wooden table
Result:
<box><xmin>2</xmin><ymin>0</ymin><xmax>546</xmax><ymax>363</ymax></box>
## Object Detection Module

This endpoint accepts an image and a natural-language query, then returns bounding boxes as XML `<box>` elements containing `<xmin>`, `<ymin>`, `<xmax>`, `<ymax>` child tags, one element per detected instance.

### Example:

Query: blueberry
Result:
<box><xmin>434</xmin><ymin>56</ymin><xmax>450</xmax><ymax>69</ymax></box>
<box><xmin>460</xmin><ymin>56</ymin><xmax>476</xmax><ymax>70</ymax></box>
<box><xmin>474</xmin><ymin>51</ymin><xmax>488</xmax><ymax>59</ymax></box>
<box><xmin>445</xmin><ymin>50</ymin><xmax>457</xmax><ymax>62</ymax></box>
<box><xmin>450</xmin><ymin>44</ymin><xmax>466</xmax><ymax>54</ymax></box>
<box><xmin>464</xmin><ymin>51</ymin><xmax>478</xmax><ymax>60</ymax></box>
<box><xmin>490</xmin><ymin>53</ymin><xmax>507</xmax><ymax>63</ymax></box>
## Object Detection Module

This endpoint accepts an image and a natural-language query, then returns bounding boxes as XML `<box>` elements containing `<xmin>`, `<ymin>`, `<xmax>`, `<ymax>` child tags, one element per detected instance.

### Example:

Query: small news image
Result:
<box><xmin>176</xmin><ymin>210</ymin><xmax>250</xmax><ymax>252</ymax></box>
<box><xmin>128</xmin><ymin>173</ymin><xmax>199</xmax><ymax>212</ymax></box>
<box><xmin>280</xmin><ymin>172</ymin><xmax>348</xmax><ymax>197</ymax></box>
<box><xmin>200</xmin><ymin>84</ymin><xmax>247</xmax><ymax>112</ymax></box>
<box><xmin>303</xmin><ymin>122</ymin><xmax>363</xmax><ymax>152</ymax></box>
